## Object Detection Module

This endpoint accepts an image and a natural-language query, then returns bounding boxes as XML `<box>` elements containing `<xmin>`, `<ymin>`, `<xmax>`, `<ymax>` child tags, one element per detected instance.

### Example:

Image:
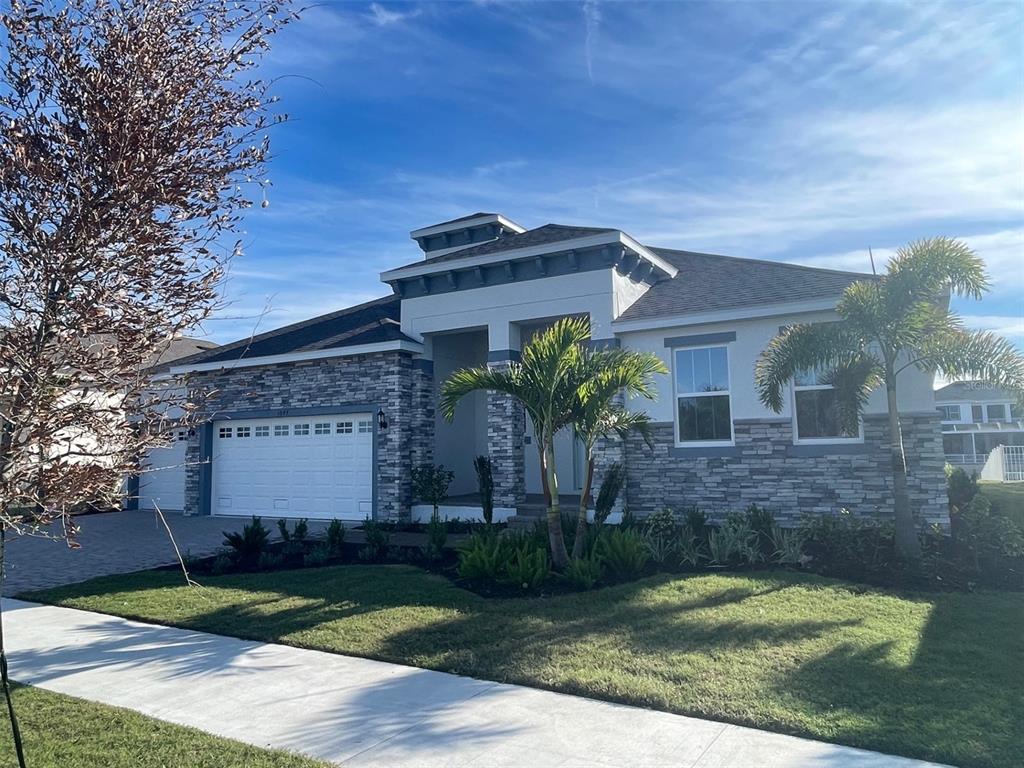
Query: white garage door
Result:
<box><xmin>212</xmin><ymin>414</ymin><xmax>374</xmax><ymax>520</ymax></box>
<box><xmin>138</xmin><ymin>428</ymin><xmax>188</xmax><ymax>512</ymax></box>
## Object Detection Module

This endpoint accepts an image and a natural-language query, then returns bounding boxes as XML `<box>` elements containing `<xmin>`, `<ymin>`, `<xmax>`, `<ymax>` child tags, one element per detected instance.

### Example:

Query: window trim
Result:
<box><xmin>791</xmin><ymin>373</ymin><xmax>864</xmax><ymax>446</ymax></box>
<box><xmin>986</xmin><ymin>403</ymin><xmax>1008</xmax><ymax>422</ymax></box>
<box><xmin>936</xmin><ymin>404</ymin><xmax>961</xmax><ymax>422</ymax></box>
<box><xmin>671</xmin><ymin>342</ymin><xmax>735</xmax><ymax>448</ymax></box>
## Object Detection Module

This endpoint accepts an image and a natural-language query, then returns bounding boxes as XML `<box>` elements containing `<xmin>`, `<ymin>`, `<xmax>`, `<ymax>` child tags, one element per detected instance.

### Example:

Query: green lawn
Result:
<box><xmin>0</xmin><ymin>684</ymin><xmax>329</xmax><ymax>768</ymax></box>
<box><xmin>26</xmin><ymin>566</ymin><xmax>1023</xmax><ymax>768</ymax></box>
<box><xmin>979</xmin><ymin>481</ymin><xmax>1024</xmax><ymax>527</ymax></box>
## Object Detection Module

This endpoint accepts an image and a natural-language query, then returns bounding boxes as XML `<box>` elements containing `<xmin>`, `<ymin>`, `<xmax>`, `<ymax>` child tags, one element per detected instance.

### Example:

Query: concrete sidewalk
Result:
<box><xmin>5</xmin><ymin>599</ymin><xmax>947</xmax><ymax>768</ymax></box>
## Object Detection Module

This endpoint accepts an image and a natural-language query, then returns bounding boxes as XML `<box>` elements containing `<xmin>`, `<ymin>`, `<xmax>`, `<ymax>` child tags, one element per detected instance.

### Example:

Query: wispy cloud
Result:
<box><xmin>369</xmin><ymin>2</ymin><xmax>421</xmax><ymax>27</ymax></box>
<box><xmin>582</xmin><ymin>0</ymin><xmax>601</xmax><ymax>84</ymax></box>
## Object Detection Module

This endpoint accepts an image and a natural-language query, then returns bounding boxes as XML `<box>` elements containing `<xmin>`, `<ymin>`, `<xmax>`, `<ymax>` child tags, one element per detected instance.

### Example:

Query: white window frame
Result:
<box><xmin>936</xmin><ymin>404</ymin><xmax>961</xmax><ymax>422</ymax></box>
<box><xmin>791</xmin><ymin>370</ymin><xmax>864</xmax><ymax>445</ymax></box>
<box><xmin>254</xmin><ymin>425</ymin><xmax>270</xmax><ymax>437</ymax></box>
<box><xmin>671</xmin><ymin>343</ymin><xmax>734</xmax><ymax>448</ymax></box>
<box><xmin>293</xmin><ymin>423</ymin><xmax>310</xmax><ymax>436</ymax></box>
<box><xmin>336</xmin><ymin>421</ymin><xmax>353</xmax><ymax>434</ymax></box>
<box><xmin>273</xmin><ymin>424</ymin><xmax>289</xmax><ymax>437</ymax></box>
<box><xmin>986</xmin><ymin>403</ymin><xmax>1008</xmax><ymax>422</ymax></box>
<box><xmin>236</xmin><ymin>426</ymin><xmax>251</xmax><ymax>438</ymax></box>
<box><xmin>314</xmin><ymin>422</ymin><xmax>331</xmax><ymax>435</ymax></box>
<box><xmin>357</xmin><ymin>419</ymin><xmax>372</xmax><ymax>434</ymax></box>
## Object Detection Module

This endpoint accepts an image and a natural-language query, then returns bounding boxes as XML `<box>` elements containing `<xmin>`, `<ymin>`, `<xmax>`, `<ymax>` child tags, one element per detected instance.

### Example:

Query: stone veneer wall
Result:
<box><xmin>486</xmin><ymin>362</ymin><xmax>526</xmax><ymax>508</ymax></box>
<box><xmin>184</xmin><ymin>351</ymin><xmax>433</xmax><ymax>521</ymax></box>
<box><xmin>623</xmin><ymin>413</ymin><xmax>948</xmax><ymax>526</ymax></box>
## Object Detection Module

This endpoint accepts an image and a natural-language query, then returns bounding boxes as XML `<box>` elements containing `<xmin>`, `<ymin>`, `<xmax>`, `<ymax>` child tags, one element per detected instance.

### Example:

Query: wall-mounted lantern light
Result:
<box><xmin>377</xmin><ymin>407</ymin><xmax>389</xmax><ymax>431</ymax></box>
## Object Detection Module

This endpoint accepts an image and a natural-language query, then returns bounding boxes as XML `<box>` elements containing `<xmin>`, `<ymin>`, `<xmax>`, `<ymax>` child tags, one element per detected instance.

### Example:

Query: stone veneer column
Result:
<box><xmin>487</xmin><ymin>361</ymin><xmax>526</xmax><ymax>509</ymax></box>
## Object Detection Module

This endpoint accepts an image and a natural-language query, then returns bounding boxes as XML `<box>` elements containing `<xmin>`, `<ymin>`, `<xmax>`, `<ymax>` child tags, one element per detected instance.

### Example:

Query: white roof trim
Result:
<box><xmin>410</xmin><ymin>214</ymin><xmax>526</xmax><ymax>240</ymax></box>
<box><xmin>169</xmin><ymin>339</ymin><xmax>424</xmax><ymax>374</ymax></box>
<box><xmin>612</xmin><ymin>297</ymin><xmax>841</xmax><ymax>333</ymax></box>
<box><xmin>381</xmin><ymin>231</ymin><xmax>678</xmax><ymax>282</ymax></box>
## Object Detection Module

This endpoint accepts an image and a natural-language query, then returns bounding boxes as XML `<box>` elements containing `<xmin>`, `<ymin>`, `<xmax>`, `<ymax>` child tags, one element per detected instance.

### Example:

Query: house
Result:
<box><xmin>935</xmin><ymin>381</ymin><xmax>1023</xmax><ymax>474</ymax></box>
<box><xmin>126</xmin><ymin>336</ymin><xmax>219</xmax><ymax>513</ymax></box>
<box><xmin>169</xmin><ymin>213</ymin><xmax>948</xmax><ymax>526</ymax></box>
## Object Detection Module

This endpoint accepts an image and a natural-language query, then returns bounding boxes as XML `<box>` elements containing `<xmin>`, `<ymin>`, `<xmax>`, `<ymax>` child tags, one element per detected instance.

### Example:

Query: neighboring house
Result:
<box><xmin>126</xmin><ymin>336</ymin><xmax>219</xmax><ymax>513</ymax></box>
<box><xmin>170</xmin><ymin>213</ymin><xmax>948</xmax><ymax>526</ymax></box>
<box><xmin>935</xmin><ymin>381</ymin><xmax>1023</xmax><ymax>471</ymax></box>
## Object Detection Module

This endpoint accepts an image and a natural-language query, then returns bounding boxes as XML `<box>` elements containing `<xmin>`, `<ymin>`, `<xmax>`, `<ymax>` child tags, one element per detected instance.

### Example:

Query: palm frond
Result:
<box><xmin>884</xmin><ymin>236</ymin><xmax>988</xmax><ymax>304</ymax></box>
<box><xmin>439</xmin><ymin>365</ymin><xmax>520</xmax><ymax>422</ymax></box>
<box><xmin>754</xmin><ymin>322</ymin><xmax>866</xmax><ymax>413</ymax></box>
<box><xmin>822</xmin><ymin>355</ymin><xmax>884</xmax><ymax>435</ymax></box>
<box><xmin>914</xmin><ymin>329</ymin><xmax>1024</xmax><ymax>400</ymax></box>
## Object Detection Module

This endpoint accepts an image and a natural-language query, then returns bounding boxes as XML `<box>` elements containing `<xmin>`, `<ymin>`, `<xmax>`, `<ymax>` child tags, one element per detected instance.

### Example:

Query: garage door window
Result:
<box><xmin>294</xmin><ymin>423</ymin><xmax>310</xmax><ymax>436</ymax></box>
<box><xmin>236</xmin><ymin>426</ymin><xmax>251</xmax><ymax>438</ymax></box>
<box><xmin>274</xmin><ymin>424</ymin><xmax>289</xmax><ymax>437</ymax></box>
<box><xmin>358</xmin><ymin>420</ymin><xmax>372</xmax><ymax>433</ymax></box>
<box><xmin>219</xmin><ymin>427</ymin><xmax>232</xmax><ymax>438</ymax></box>
<box><xmin>336</xmin><ymin>421</ymin><xmax>353</xmax><ymax>434</ymax></box>
<box><xmin>314</xmin><ymin>422</ymin><xmax>331</xmax><ymax>435</ymax></box>
<box><xmin>255</xmin><ymin>426</ymin><xmax>270</xmax><ymax>437</ymax></box>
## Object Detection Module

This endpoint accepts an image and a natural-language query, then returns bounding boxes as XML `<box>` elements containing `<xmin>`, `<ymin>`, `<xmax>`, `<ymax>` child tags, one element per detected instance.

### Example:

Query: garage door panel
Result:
<box><xmin>212</xmin><ymin>414</ymin><xmax>373</xmax><ymax>520</ymax></box>
<box><xmin>139</xmin><ymin>428</ymin><xmax>188</xmax><ymax>512</ymax></box>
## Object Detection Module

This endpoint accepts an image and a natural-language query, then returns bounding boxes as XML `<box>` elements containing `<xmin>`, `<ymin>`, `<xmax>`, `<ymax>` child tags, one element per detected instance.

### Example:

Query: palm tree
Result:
<box><xmin>755</xmin><ymin>237</ymin><xmax>1024</xmax><ymax>559</ymax></box>
<box><xmin>440</xmin><ymin>317</ymin><xmax>591</xmax><ymax>568</ymax></box>
<box><xmin>569</xmin><ymin>348</ymin><xmax>666</xmax><ymax>559</ymax></box>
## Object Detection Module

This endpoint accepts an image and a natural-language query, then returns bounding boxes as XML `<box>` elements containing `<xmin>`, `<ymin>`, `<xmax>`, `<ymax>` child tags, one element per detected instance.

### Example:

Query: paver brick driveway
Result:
<box><xmin>3</xmin><ymin>510</ymin><xmax>319</xmax><ymax>595</ymax></box>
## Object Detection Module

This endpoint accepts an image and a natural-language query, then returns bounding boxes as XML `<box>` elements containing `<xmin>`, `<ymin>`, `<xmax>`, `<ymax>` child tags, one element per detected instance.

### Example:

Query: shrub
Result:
<box><xmin>644</xmin><ymin>508</ymin><xmax>677</xmax><ymax>536</ymax></box>
<box><xmin>596</xmin><ymin>528</ymin><xmax>648</xmax><ymax>581</ymax></box>
<box><xmin>561</xmin><ymin>554</ymin><xmax>603</xmax><ymax>590</ymax></box>
<box><xmin>457</xmin><ymin>529</ymin><xmax>506</xmax><ymax>582</ymax></box>
<box><xmin>682</xmin><ymin>506</ymin><xmax>707</xmax><ymax>537</ymax></box>
<box><xmin>501</xmin><ymin>542</ymin><xmax>549</xmax><ymax>590</ymax></box>
<box><xmin>721</xmin><ymin>512</ymin><xmax>760</xmax><ymax>564</ymax></box>
<box><xmin>642</xmin><ymin>509</ymin><xmax>678</xmax><ymax>569</ymax></box>
<box><xmin>770</xmin><ymin>526</ymin><xmax>805</xmax><ymax>565</ymax></box>
<box><xmin>304</xmin><ymin>544</ymin><xmax>331</xmax><ymax>568</ymax></box>
<box><xmin>210</xmin><ymin>553</ymin><xmax>234</xmax><ymax>575</ymax></box>
<box><xmin>473</xmin><ymin>455</ymin><xmax>494</xmax><ymax>525</ymax></box>
<box><xmin>745</xmin><ymin>503</ymin><xmax>776</xmax><ymax>559</ymax></box>
<box><xmin>258</xmin><ymin>551</ymin><xmax>284</xmax><ymax>571</ymax></box>
<box><xmin>798</xmin><ymin>510</ymin><xmax>895</xmax><ymax>577</ymax></box>
<box><xmin>676</xmin><ymin>525</ymin><xmax>706</xmax><ymax>568</ymax></box>
<box><xmin>424</xmin><ymin>510</ymin><xmax>447</xmax><ymax>562</ymax></box>
<box><xmin>955</xmin><ymin>494</ymin><xmax>1024</xmax><ymax>565</ymax></box>
<box><xmin>619</xmin><ymin>506</ymin><xmax>637</xmax><ymax>530</ymax></box>
<box><xmin>707</xmin><ymin>527</ymin><xmax>735</xmax><ymax>565</ymax></box>
<box><xmin>360</xmin><ymin>518</ymin><xmax>391</xmax><ymax>562</ymax></box>
<box><xmin>277</xmin><ymin>518</ymin><xmax>309</xmax><ymax>559</ymax></box>
<box><xmin>412</xmin><ymin>464</ymin><xmax>455</xmax><ymax>517</ymax></box>
<box><xmin>325</xmin><ymin>519</ymin><xmax>346</xmax><ymax>557</ymax></box>
<box><xmin>594</xmin><ymin>462</ymin><xmax>625</xmax><ymax>526</ymax></box>
<box><xmin>946</xmin><ymin>465</ymin><xmax>979</xmax><ymax>514</ymax></box>
<box><xmin>222</xmin><ymin>516</ymin><xmax>270</xmax><ymax>569</ymax></box>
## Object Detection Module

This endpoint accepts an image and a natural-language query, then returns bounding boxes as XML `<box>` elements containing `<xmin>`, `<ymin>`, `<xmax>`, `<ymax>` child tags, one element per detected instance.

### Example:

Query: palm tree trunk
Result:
<box><xmin>542</xmin><ymin>439</ymin><xmax>570</xmax><ymax>568</ymax></box>
<box><xmin>571</xmin><ymin>453</ymin><xmax>594</xmax><ymax>560</ymax></box>
<box><xmin>885</xmin><ymin>375</ymin><xmax>922</xmax><ymax>560</ymax></box>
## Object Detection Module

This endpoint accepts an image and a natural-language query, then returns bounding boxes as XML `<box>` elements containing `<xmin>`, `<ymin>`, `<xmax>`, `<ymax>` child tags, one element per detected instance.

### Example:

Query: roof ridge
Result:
<box><xmin>649</xmin><ymin>246</ymin><xmax>877</xmax><ymax>280</ymax></box>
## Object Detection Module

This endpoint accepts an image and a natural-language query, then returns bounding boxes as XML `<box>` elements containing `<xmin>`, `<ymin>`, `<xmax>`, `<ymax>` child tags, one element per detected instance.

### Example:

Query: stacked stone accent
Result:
<box><xmin>184</xmin><ymin>351</ymin><xmax>433</xmax><ymax>521</ymax></box>
<box><xmin>486</xmin><ymin>362</ymin><xmax>526</xmax><ymax>508</ymax></box>
<box><xmin>624</xmin><ymin>413</ymin><xmax>948</xmax><ymax>526</ymax></box>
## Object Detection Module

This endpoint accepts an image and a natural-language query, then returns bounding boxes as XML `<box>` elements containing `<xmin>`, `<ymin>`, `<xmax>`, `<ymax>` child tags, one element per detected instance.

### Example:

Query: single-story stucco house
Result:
<box><xmin>167</xmin><ymin>213</ymin><xmax>948</xmax><ymax>526</ymax></box>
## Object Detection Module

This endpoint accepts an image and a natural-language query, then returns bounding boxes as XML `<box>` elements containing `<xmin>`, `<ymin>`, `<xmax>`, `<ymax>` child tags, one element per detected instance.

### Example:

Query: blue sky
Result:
<box><xmin>211</xmin><ymin>0</ymin><xmax>1023</xmax><ymax>354</ymax></box>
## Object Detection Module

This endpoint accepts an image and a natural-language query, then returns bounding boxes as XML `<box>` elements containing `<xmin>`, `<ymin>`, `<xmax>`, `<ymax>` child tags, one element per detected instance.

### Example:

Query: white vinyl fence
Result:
<box><xmin>980</xmin><ymin>445</ymin><xmax>1024</xmax><ymax>483</ymax></box>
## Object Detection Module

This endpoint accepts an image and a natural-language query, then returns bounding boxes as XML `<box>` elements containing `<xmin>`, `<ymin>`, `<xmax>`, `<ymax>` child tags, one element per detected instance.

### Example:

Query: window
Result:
<box><xmin>218</xmin><ymin>427</ymin><xmax>232</xmax><ymax>439</ymax></box>
<box><xmin>972</xmin><ymin>405</ymin><xmax>984</xmax><ymax>423</ymax></box>
<box><xmin>274</xmin><ymin>424</ymin><xmax>289</xmax><ymax>437</ymax></box>
<box><xmin>793</xmin><ymin>368</ymin><xmax>860</xmax><ymax>441</ymax></box>
<box><xmin>236</xmin><ymin>426</ymin><xmax>251</xmax><ymax>438</ymax></box>
<box><xmin>293</xmin><ymin>423</ymin><xmax>310</xmax><ymax>436</ymax></box>
<box><xmin>987</xmin><ymin>404</ymin><xmax>1007</xmax><ymax>421</ymax></box>
<box><xmin>314</xmin><ymin>422</ymin><xmax>331</xmax><ymax>435</ymax></box>
<box><xmin>175</xmin><ymin>430</ymin><xmax>187</xmax><ymax>441</ymax></box>
<box><xmin>254</xmin><ymin>425</ymin><xmax>270</xmax><ymax>437</ymax></box>
<box><xmin>357</xmin><ymin>420</ymin><xmax>372</xmax><ymax>434</ymax></box>
<box><xmin>673</xmin><ymin>345</ymin><xmax>732</xmax><ymax>444</ymax></box>
<box><xmin>937</xmin><ymin>405</ymin><xmax>961</xmax><ymax>422</ymax></box>
<box><xmin>1012</xmin><ymin>403</ymin><xmax>1022</xmax><ymax>420</ymax></box>
<box><xmin>336</xmin><ymin>421</ymin><xmax>353</xmax><ymax>434</ymax></box>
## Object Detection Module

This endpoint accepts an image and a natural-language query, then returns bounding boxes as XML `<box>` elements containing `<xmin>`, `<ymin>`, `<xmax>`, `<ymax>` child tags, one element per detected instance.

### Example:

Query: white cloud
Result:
<box><xmin>960</xmin><ymin>314</ymin><xmax>1024</xmax><ymax>339</ymax></box>
<box><xmin>583</xmin><ymin>0</ymin><xmax>601</xmax><ymax>84</ymax></box>
<box><xmin>369</xmin><ymin>3</ymin><xmax>421</xmax><ymax>27</ymax></box>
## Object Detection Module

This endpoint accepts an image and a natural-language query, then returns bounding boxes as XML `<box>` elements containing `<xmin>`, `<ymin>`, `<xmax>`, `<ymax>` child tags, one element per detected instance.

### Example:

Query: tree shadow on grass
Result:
<box><xmin>774</xmin><ymin>590</ymin><xmax>1024</xmax><ymax>768</ymax></box>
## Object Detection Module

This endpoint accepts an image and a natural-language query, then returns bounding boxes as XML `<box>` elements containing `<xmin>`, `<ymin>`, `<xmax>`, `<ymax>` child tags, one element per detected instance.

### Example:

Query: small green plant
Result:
<box><xmin>258</xmin><ymin>551</ymin><xmax>284</xmax><ymax>571</ymax></box>
<box><xmin>593</xmin><ymin>462</ymin><xmax>625</xmax><ymax>526</ymax></box>
<box><xmin>770</xmin><ymin>526</ymin><xmax>805</xmax><ymax>565</ymax></box>
<box><xmin>360</xmin><ymin>517</ymin><xmax>391</xmax><ymax>562</ymax></box>
<box><xmin>277</xmin><ymin>517</ymin><xmax>309</xmax><ymax>559</ymax></box>
<box><xmin>222</xmin><ymin>516</ymin><xmax>270</xmax><ymax>569</ymax></box>
<box><xmin>304</xmin><ymin>543</ymin><xmax>331</xmax><ymax>568</ymax></box>
<box><xmin>596</xmin><ymin>528</ymin><xmax>648</xmax><ymax>581</ymax></box>
<box><xmin>457</xmin><ymin>529</ymin><xmax>507</xmax><ymax>582</ymax></box>
<box><xmin>424</xmin><ymin>510</ymin><xmax>448</xmax><ymax>562</ymax></box>
<box><xmin>412</xmin><ymin>463</ymin><xmax>455</xmax><ymax>518</ymax></box>
<box><xmin>325</xmin><ymin>519</ymin><xmax>346</xmax><ymax>557</ymax></box>
<box><xmin>473</xmin><ymin>455</ymin><xmax>494</xmax><ymax>525</ymax></box>
<box><xmin>946</xmin><ymin>465</ymin><xmax>979</xmax><ymax>515</ymax></box>
<box><xmin>619</xmin><ymin>506</ymin><xmax>637</xmax><ymax>530</ymax></box>
<box><xmin>644</xmin><ymin>508</ymin><xmax>677</xmax><ymax>536</ymax></box>
<box><xmin>720</xmin><ymin>512</ymin><xmax>760</xmax><ymax>564</ymax></box>
<box><xmin>210</xmin><ymin>553</ymin><xmax>234</xmax><ymax>575</ymax></box>
<box><xmin>642</xmin><ymin>510</ymin><xmax>678</xmax><ymax>569</ymax></box>
<box><xmin>744</xmin><ymin>503</ymin><xmax>776</xmax><ymax>559</ymax></box>
<box><xmin>676</xmin><ymin>525</ymin><xmax>707</xmax><ymax>567</ymax></box>
<box><xmin>501</xmin><ymin>540</ymin><xmax>549</xmax><ymax>590</ymax></box>
<box><xmin>560</xmin><ymin>553</ymin><xmax>603</xmax><ymax>590</ymax></box>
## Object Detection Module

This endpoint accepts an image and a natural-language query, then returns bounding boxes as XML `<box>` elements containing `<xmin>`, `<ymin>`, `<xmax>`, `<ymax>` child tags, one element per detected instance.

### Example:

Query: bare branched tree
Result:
<box><xmin>0</xmin><ymin>1</ymin><xmax>294</xmax><ymax>762</ymax></box>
